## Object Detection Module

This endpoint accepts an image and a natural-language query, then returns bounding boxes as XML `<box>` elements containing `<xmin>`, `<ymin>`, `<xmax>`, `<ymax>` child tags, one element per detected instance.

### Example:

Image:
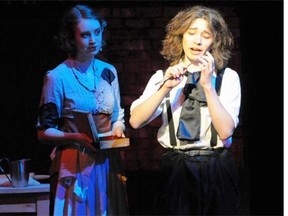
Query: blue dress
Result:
<box><xmin>37</xmin><ymin>58</ymin><xmax>129</xmax><ymax>216</ymax></box>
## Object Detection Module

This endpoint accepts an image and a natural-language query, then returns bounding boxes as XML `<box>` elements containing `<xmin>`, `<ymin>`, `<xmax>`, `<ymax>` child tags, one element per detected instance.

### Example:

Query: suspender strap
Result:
<box><xmin>210</xmin><ymin>68</ymin><xmax>224</xmax><ymax>147</ymax></box>
<box><xmin>210</xmin><ymin>124</ymin><xmax>218</xmax><ymax>147</ymax></box>
<box><xmin>165</xmin><ymin>93</ymin><xmax>177</xmax><ymax>146</ymax></box>
<box><xmin>162</xmin><ymin>70</ymin><xmax>177</xmax><ymax>146</ymax></box>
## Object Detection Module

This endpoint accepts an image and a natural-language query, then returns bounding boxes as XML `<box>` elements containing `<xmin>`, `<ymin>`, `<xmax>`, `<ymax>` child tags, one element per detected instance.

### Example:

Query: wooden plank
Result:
<box><xmin>0</xmin><ymin>184</ymin><xmax>49</xmax><ymax>194</ymax></box>
<box><xmin>0</xmin><ymin>203</ymin><xmax>35</xmax><ymax>213</ymax></box>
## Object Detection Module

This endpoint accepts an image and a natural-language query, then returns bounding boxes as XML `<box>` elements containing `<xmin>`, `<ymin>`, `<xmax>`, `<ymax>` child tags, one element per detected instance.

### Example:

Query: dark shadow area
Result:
<box><xmin>237</xmin><ymin>1</ymin><xmax>283</xmax><ymax>215</ymax></box>
<box><xmin>126</xmin><ymin>168</ymin><xmax>250</xmax><ymax>215</ymax></box>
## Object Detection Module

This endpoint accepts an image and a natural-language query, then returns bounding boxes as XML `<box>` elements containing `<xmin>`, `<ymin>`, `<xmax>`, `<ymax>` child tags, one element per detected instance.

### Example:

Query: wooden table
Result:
<box><xmin>0</xmin><ymin>184</ymin><xmax>50</xmax><ymax>215</ymax></box>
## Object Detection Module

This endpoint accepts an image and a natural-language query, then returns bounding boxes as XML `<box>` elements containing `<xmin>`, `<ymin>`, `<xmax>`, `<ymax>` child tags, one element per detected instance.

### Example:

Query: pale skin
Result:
<box><xmin>38</xmin><ymin>18</ymin><xmax>124</xmax><ymax>151</ymax></box>
<box><xmin>129</xmin><ymin>18</ymin><xmax>235</xmax><ymax>140</ymax></box>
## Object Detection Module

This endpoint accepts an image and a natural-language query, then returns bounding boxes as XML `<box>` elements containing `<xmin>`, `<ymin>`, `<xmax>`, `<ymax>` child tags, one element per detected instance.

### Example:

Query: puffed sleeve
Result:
<box><xmin>105</xmin><ymin>67</ymin><xmax>125</xmax><ymax>131</ymax></box>
<box><xmin>36</xmin><ymin>71</ymin><xmax>64</xmax><ymax>130</ymax></box>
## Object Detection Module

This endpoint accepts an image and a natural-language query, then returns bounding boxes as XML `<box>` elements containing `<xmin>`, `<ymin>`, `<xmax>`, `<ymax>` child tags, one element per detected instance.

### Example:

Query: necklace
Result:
<box><xmin>71</xmin><ymin>59</ymin><xmax>97</xmax><ymax>93</ymax></box>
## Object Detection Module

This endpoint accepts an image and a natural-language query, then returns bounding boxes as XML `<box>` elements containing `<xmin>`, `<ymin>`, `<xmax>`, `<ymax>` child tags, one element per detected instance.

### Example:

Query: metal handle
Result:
<box><xmin>0</xmin><ymin>157</ymin><xmax>12</xmax><ymax>184</ymax></box>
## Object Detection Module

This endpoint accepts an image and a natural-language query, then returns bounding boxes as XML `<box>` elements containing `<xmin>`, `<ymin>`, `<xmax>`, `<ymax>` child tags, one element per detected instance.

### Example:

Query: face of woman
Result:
<box><xmin>182</xmin><ymin>18</ymin><xmax>214</xmax><ymax>65</ymax></box>
<box><xmin>74</xmin><ymin>18</ymin><xmax>103</xmax><ymax>59</ymax></box>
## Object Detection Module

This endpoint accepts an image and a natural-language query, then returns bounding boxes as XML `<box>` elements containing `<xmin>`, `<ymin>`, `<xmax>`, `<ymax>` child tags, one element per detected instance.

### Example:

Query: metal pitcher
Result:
<box><xmin>0</xmin><ymin>158</ymin><xmax>30</xmax><ymax>187</ymax></box>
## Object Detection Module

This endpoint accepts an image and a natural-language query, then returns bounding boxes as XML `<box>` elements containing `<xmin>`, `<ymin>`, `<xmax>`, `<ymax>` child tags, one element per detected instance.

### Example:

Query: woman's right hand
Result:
<box><xmin>75</xmin><ymin>132</ymin><xmax>97</xmax><ymax>152</ymax></box>
<box><xmin>38</xmin><ymin>128</ymin><xmax>97</xmax><ymax>152</ymax></box>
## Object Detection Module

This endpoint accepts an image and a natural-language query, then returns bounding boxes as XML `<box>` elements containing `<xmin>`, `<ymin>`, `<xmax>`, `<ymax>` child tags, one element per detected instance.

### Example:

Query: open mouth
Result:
<box><xmin>190</xmin><ymin>48</ymin><xmax>203</xmax><ymax>55</ymax></box>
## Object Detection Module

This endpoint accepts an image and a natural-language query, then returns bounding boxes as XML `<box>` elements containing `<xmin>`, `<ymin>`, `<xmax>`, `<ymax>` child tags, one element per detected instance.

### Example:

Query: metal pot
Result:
<box><xmin>0</xmin><ymin>158</ymin><xmax>30</xmax><ymax>187</ymax></box>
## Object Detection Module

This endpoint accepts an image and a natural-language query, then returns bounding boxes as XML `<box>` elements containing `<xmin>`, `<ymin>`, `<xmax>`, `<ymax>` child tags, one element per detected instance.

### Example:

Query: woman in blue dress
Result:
<box><xmin>37</xmin><ymin>5</ymin><xmax>129</xmax><ymax>216</ymax></box>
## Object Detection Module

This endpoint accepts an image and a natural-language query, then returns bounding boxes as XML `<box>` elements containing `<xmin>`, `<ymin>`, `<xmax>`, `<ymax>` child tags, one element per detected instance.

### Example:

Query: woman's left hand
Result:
<box><xmin>112</xmin><ymin>127</ymin><xmax>125</xmax><ymax>138</ymax></box>
<box><xmin>198</xmin><ymin>51</ymin><xmax>215</xmax><ymax>88</ymax></box>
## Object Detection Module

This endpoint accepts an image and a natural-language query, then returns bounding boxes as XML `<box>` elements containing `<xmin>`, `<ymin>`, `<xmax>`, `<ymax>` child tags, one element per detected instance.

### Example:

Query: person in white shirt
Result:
<box><xmin>130</xmin><ymin>5</ymin><xmax>241</xmax><ymax>215</ymax></box>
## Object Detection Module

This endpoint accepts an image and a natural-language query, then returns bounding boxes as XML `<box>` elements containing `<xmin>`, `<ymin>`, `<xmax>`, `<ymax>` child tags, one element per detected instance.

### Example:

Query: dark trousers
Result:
<box><xmin>156</xmin><ymin>149</ymin><xmax>240</xmax><ymax>215</ymax></box>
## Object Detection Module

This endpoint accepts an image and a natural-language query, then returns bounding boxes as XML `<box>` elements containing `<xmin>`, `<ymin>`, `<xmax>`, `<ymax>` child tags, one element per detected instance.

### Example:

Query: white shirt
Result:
<box><xmin>130</xmin><ymin>68</ymin><xmax>241</xmax><ymax>150</ymax></box>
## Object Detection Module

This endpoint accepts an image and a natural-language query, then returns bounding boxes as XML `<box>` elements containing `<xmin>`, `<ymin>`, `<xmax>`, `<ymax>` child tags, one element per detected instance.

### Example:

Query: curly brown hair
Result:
<box><xmin>160</xmin><ymin>5</ymin><xmax>234</xmax><ymax>70</ymax></box>
<box><xmin>55</xmin><ymin>5</ymin><xmax>107</xmax><ymax>58</ymax></box>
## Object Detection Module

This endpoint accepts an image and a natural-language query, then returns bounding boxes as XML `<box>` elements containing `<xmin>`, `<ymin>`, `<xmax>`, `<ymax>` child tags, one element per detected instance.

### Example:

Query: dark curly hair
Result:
<box><xmin>55</xmin><ymin>5</ymin><xmax>107</xmax><ymax>58</ymax></box>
